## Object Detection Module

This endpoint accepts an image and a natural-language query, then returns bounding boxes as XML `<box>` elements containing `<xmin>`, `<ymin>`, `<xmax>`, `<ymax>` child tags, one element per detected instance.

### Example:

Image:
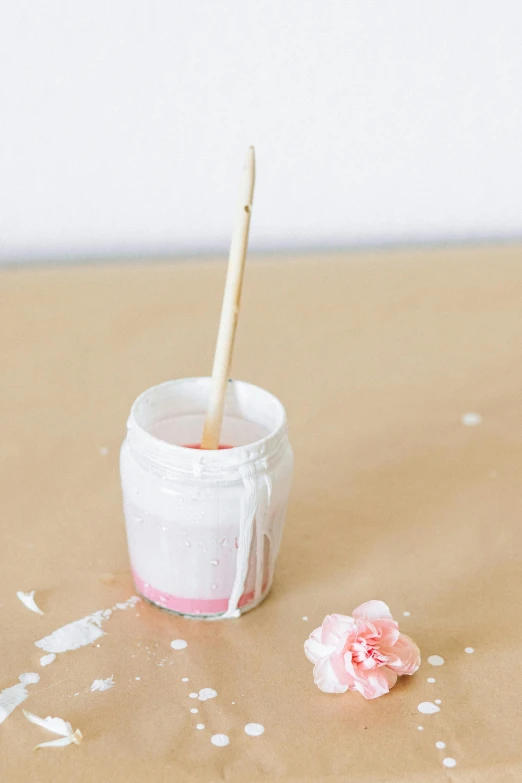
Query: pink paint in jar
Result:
<box><xmin>120</xmin><ymin>378</ymin><xmax>293</xmax><ymax>619</ymax></box>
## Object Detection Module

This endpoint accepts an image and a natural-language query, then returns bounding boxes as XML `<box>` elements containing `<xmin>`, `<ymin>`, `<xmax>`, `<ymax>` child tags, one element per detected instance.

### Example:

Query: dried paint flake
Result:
<box><xmin>35</xmin><ymin>596</ymin><xmax>139</xmax><ymax>654</ymax></box>
<box><xmin>40</xmin><ymin>654</ymin><xmax>56</xmax><ymax>667</ymax></box>
<box><xmin>16</xmin><ymin>590</ymin><xmax>44</xmax><ymax>616</ymax></box>
<box><xmin>23</xmin><ymin>710</ymin><xmax>82</xmax><ymax>750</ymax></box>
<box><xmin>0</xmin><ymin>674</ymin><xmax>40</xmax><ymax>724</ymax></box>
<box><xmin>90</xmin><ymin>676</ymin><xmax>114</xmax><ymax>692</ymax></box>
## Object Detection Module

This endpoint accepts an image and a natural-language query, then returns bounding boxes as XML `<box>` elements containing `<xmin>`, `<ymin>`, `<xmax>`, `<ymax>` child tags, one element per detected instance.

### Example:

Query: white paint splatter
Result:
<box><xmin>417</xmin><ymin>726</ymin><xmax>423</xmax><ymax>731</ymax></box>
<box><xmin>190</xmin><ymin>708</ymin><xmax>198</xmax><ymax>714</ymax></box>
<box><xmin>90</xmin><ymin>676</ymin><xmax>114</xmax><ymax>692</ymax></box>
<box><xmin>135</xmin><ymin>677</ymin><xmax>140</xmax><ymax>681</ymax></box>
<box><xmin>23</xmin><ymin>710</ymin><xmax>82</xmax><ymax>749</ymax></box>
<box><xmin>189</xmin><ymin>692</ymin><xmax>198</xmax><ymax>699</ymax></box>
<box><xmin>302</xmin><ymin>616</ymin><xmax>309</xmax><ymax>621</ymax></box>
<box><xmin>16</xmin><ymin>590</ymin><xmax>44</xmax><ymax>616</ymax></box>
<box><xmin>182</xmin><ymin>677</ymin><xmax>189</xmax><ymax>682</ymax></box>
<box><xmin>461</xmin><ymin>412</ymin><xmax>482</xmax><ymax>426</ymax></box>
<box><xmin>211</xmin><ymin>733</ymin><xmax>229</xmax><ymax>747</ymax></box>
<box><xmin>427</xmin><ymin>655</ymin><xmax>444</xmax><ymax>666</ymax></box>
<box><xmin>465</xmin><ymin>647</ymin><xmax>474</xmax><ymax>654</ymax></box>
<box><xmin>35</xmin><ymin>596</ymin><xmax>139</xmax><ymax>654</ymax></box>
<box><xmin>40</xmin><ymin>654</ymin><xmax>56</xmax><ymax>667</ymax></box>
<box><xmin>245</xmin><ymin>723</ymin><xmax>265</xmax><ymax>736</ymax></box>
<box><xmin>427</xmin><ymin>677</ymin><xmax>436</xmax><ymax>683</ymax></box>
<box><xmin>443</xmin><ymin>758</ymin><xmax>457</xmax><ymax>768</ymax></box>
<box><xmin>0</xmin><ymin>673</ymin><xmax>40</xmax><ymax>724</ymax></box>
<box><xmin>418</xmin><ymin>702</ymin><xmax>441</xmax><ymax>714</ymax></box>
<box><xmin>436</xmin><ymin>741</ymin><xmax>446</xmax><ymax>749</ymax></box>
<box><xmin>403</xmin><ymin>611</ymin><xmax>411</xmax><ymax>617</ymax></box>
<box><xmin>435</xmin><ymin>699</ymin><xmax>442</xmax><ymax>705</ymax></box>
<box><xmin>196</xmin><ymin>723</ymin><xmax>205</xmax><ymax>730</ymax></box>
<box><xmin>99</xmin><ymin>447</ymin><xmax>109</xmax><ymax>456</ymax></box>
<box><xmin>170</xmin><ymin>639</ymin><xmax>188</xmax><ymax>650</ymax></box>
<box><xmin>199</xmin><ymin>688</ymin><xmax>217</xmax><ymax>701</ymax></box>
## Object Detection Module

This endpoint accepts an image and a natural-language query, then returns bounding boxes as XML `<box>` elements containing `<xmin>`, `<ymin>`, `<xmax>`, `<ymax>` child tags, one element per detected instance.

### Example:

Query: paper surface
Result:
<box><xmin>1</xmin><ymin>246</ymin><xmax>521</xmax><ymax>781</ymax></box>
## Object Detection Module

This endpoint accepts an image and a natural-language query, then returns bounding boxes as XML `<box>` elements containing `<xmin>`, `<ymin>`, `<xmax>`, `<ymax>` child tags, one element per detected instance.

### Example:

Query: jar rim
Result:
<box><xmin>126</xmin><ymin>377</ymin><xmax>288</xmax><ymax>476</ymax></box>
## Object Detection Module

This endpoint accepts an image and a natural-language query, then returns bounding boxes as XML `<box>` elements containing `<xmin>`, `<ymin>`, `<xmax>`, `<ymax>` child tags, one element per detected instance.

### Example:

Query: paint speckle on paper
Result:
<box><xmin>35</xmin><ymin>596</ymin><xmax>139</xmax><ymax>654</ymax></box>
<box><xmin>99</xmin><ymin>447</ymin><xmax>109</xmax><ymax>456</ymax></box>
<box><xmin>465</xmin><ymin>647</ymin><xmax>475</xmax><ymax>654</ymax></box>
<box><xmin>90</xmin><ymin>676</ymin><xmax>114</xmax><ymax>693</ymax></box>
<box><xmin>16</xmin><ymin>590</ymin><xmax>44</xmax><ymax>615</ymax></box>
<box><xmin>436</xmin><ymin>741</ymin><xmax>446</xmax><ymax>749</ymax></box>
<box><xmin>40</xmin><ymin>654</ymin><xmax>56</xmax><ymax>667</ymax></box>
<box><xmin>245</xmin><ymin>723</ymin><xmax>265</xmax><ymax>736</ymax></box>
<box><xmin>427</xmin><ymin>677</ymin><xmax>436</xmax><ymax>683</ymax></box>
<box><xmin>199</xmin><ymin>688</ymin><xmax>217</xmax><ymax>701</ymax></box>
<box><xmin>211</xmin><ymin>733</ymin><xmax>229</xmax><ymax>747</ymax></box>
<box><xmin>302</xmin><ymin>616</ymin><xmax>309</xmax><ymax>621</ymax></box>
<box><xmin>182</xmin><ymin>677</ymin><xmax>189</xmax><ymax>682</ymax></box>
<box><xmin>427</xmin><ymin>655</ymin><xmax>444</xmax><ymax>666</ymax></box>
<box><xmin>418</xmin><ymin>702</ymin><xmax>441</xmax><ymax>715</ymax></box>
<box><xmin>23</xmin><ymin>710</ymin><xmax>82</xmax><ymax>749</ymax></box>
<box><xmin>417</xmin><ymin>726</ymin><xmax>423</xmax><ymax>731</ymax></box>
<box><xmin>461</xmin><ymin>412</ymin><xmax>482</xmax><ymax>426</ymax></box>
<box><xmin>170</xmin><ymin>639</ymin><xmax>188</xmax><ymax>650</ymax></box>
<box><xmin>435</xmin><ymin>699</ymin><xmax>442</xmax><ymax>705</ymax></box>
<box><xmin>443</xmin><ymin>758</ymin><xmax>457</xmax><ymax>768</ymax></box>
<box><xmin>190</xmin><ymin>708</ymin><xmax>198</xmax><ymax>714</ymax></box>
<box><xmin>196</xmin><ymin>723</ymin><xmax>205</xmax><ymax>730</ymax></box>
<box><xmin>403</xmin><ymin>611</ymin><xmax>411</xmax><ymax>617</ymax></box>
<box><xmin>0</xmin><ymin>673</ymin><xmax>40</xmax><ymax>724</ymax></box>
<box><xmin>135</xmin><ymin>677</ymin><xmax>140</xmax><ymax>681</ymax></box>
<box><xmin>189</xmin><ymin>693</ymin><xmax>198</xmax><ymax>699</ymax></box>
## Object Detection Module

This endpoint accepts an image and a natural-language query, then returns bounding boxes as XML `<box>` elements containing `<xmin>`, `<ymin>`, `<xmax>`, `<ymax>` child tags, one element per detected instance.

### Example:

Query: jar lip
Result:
<box><xmin>126</xmin><ymin>378</ymin><xmax>288</xmax><ymax>475</ymax></box>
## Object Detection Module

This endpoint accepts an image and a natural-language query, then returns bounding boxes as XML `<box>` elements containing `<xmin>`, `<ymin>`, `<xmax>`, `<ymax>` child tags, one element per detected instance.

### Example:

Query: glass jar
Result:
<box><xmin>120</xmin><ymin>378</ymin><xmax>293</xmax><ymax>619</ymax></box>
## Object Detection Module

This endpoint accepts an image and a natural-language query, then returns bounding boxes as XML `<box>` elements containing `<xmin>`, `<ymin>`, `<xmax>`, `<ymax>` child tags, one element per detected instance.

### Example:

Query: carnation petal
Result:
<box><xmin>352</xmin><ymin>600</ymin><xmax>393</xmax><ymax>622</ymax></box>
<box><xmin>353</xmin><ymin>666</ymin><xmax>398</xmax><ymax>699</ymax></box>
<box><xmin>313</xmin><ymin>656</ymin><xmax>349</xmax><ymax>693</ymax></box>
<box><xmin>304</xmin><ymin>637</ymin><xmax>335</xmax><ymax>665</ymax></box>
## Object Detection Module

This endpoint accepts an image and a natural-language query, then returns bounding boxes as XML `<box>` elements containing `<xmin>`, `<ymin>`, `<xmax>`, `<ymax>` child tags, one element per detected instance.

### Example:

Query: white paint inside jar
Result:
<box><xmin>121</xmin><ymin>379</ymin><xmax>293</xmax><ymax>620</ymax></box>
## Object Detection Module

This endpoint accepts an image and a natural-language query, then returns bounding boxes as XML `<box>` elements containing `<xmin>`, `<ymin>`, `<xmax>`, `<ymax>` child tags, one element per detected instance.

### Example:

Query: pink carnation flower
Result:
<box><xmin>304</xmin><ymin>600</ymin><xmax>420</xmax><ymax>699</ymax></box>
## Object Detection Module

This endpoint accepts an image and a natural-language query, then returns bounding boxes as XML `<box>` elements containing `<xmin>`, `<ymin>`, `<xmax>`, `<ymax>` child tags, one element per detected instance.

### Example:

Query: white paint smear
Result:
<box><xmin>465</xmin><ymin>647</ymin><xmax>475</xmax><ymax>654</ymax></box>
<box><xmin>170</xmin><ymin>639</ymin><xmax>188</xmax><ymax>650</ymax></box>
<box><xmin>90</xmin><ymin>676</ymin><xmax>114</xmax><ymax>692</ymax></box>
<box><xmin>427</xmin><ymin>655</ymin><xmax>445</xmax><ymax>666</ymax></box>
<box><xmin>436</xmin><ymin>741</ymin><xmax>446</xmax><ymax>749</ymax></box>
<box><xmin>302</xmin><ymin>616</ymin><xmax>309</xmax><ymax>621</ymax></box>
<box><xmin>418</xmin><ymin>702</ymin><xmax>441</xmax><ymax>715</ymax></box>
<box><xmin>40</xmin><ymin>654</ymin><xmax>56</xmax><ymax>667</ymax></box>
<box><xmin>0</xmin><ymin>673</ymin><xmax>40</xmax><ymax>724</ymax></box>
<box><xmin>435</xmin><ymin>699</ymin><xmax>442</xmax><ymax>705</ymax></box>
<box><xmin>403</xmin><ymin>611</ymin><xmax>411</xmax><ymax>617</ymax></box>
<box><xmin>181</xmin><ymin>677</ymin><xmax>189</xmax><ymax>682</ymax></box>
<box><xmin>196</xmin><ymin>723</ymin><xmax>205</xmax><ymax>730</ymax></box>
<box><xmin>189</xmin><ymin>692</ymin><xmax>198</xmax><ymax>699</ymax></box>
<box><xmin>245</xmin><ymin>723</ymin><xmax>265</xmax><ymax>736</ymax></box>
<box><xmin>23</xmin><ymin>710</ymin><xmax>82</xmax><ymax>749</ymax></box>
<box><xmin>199</xmin><ymin>688</ymin><xmax>217</xmax><ymax>701</ymax></box>
<box><xmin>35</xmin><ymin>596</ymin><xmax>139</xmax><ymax>654</ymax></box>
<box><xmin>461</xmin><ymin>412</ymin><xmax>482</xmax><ymax>426</ymax></box>
<box><xmin>190</xmin><ymin>708</ymin><xmax>198</xmax><ymax>713</ymax></box>
<box><xmin>443</xmin><ymin>758</ymin><xmax>457</xmax><ymax>768</ymax></box>
<box><xmin>211</xmin><ymin>733</ymin><xmax>229</xmax><ymax>747</ymax></box>
<box><xmin>17</xmin><ymin>590</ymin><xmax>44</xmax><ymax>615</ymax></box>
<box><xmin>427</xmin><ymin>677</ymin><xmax>436</xmax><ymax>683</ymax></box>
<box><xmin>417</xmin><ymin>726</ymin><xmax>423</xmax><ymax>731</ymax></box>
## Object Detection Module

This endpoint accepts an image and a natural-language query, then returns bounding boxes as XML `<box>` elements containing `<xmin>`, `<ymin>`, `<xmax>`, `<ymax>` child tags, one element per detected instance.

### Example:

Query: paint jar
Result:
<box><xmin>120</xmin><ymin>378</ymin><xmax>293</xmax><ymax>619</ymax></box>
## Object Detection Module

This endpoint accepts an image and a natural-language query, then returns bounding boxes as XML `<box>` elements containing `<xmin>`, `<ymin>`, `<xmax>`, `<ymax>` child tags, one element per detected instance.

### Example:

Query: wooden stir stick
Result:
<box><xmin>201</xmin><ymin>147</ymin><xmax>256</xmax><ymax>449</ymax></box>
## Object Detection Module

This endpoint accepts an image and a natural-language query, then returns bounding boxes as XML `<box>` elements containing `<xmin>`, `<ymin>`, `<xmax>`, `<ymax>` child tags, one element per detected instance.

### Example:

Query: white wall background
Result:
<box><xmin>1</xmin><ymin>1</ymin><xmax>521</xmax><ymax>262</ymax></box>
